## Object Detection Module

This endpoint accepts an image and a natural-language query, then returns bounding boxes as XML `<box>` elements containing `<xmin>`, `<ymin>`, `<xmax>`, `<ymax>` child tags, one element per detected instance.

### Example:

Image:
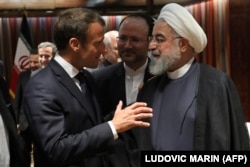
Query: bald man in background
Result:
<box><xmin>132</xmin><ymin>3</ymin><xmax>249</xmax><ymax>159</ymax></box>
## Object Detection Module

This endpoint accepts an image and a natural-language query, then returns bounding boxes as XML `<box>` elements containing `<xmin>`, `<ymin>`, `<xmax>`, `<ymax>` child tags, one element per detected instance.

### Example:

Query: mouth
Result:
<box><xmin>150</xmin><ymin>50</ymin><xmax>160</xmax><ymax>58</ymax></box>
<box><xmin>152</xmin><ymin>53</ymin><xmax>160</xmax><ymax>58</ymax></box>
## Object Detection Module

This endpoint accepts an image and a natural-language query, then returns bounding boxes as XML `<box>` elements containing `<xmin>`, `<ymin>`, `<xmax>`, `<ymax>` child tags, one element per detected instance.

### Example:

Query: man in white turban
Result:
<box><xmin>129</xmin><ymin>3</ymin><xmax>249</xmax><ymax>166</ymax></box>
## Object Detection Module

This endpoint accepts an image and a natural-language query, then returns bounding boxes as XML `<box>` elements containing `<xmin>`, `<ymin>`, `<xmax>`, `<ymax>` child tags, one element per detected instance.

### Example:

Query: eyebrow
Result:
<box><xmin>154</xmin><ymin>34</ymin><xmax>165</xmax><ymax>38</ymax></box>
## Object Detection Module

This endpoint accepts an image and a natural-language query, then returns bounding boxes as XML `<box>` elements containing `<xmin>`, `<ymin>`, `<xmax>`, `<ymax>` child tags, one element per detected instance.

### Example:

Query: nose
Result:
<box><xmin>40</xmin><ymin>55</ymin><xmax>45</xmax><ymax>61</ymax></box>
<box><xmin>123</xmin><ymin>39</ymin><xmax>132</xmax><ymax>48</ymax></box>
<box><xmin>149</xmin><ymin>40</ymin><xmax>157</xmax><ymax>50</ymax></box>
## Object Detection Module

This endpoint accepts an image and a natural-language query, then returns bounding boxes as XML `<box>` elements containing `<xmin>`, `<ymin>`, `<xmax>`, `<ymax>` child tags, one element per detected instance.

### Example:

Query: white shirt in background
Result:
<box><xmin>124</xmin><ymin>59</ymin><xmax>148</xmax><ymax>105</ymax></box>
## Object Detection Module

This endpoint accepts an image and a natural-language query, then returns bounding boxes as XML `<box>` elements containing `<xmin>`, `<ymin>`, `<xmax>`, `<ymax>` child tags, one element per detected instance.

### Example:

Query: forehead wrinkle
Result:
<box><xmin>153</xmin><ymin>21</ymin><xmax>174</xmax><ymax>37</ymax></box>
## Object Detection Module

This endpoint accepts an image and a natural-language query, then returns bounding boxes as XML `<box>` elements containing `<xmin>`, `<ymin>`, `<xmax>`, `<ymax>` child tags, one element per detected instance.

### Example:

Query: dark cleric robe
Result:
<box><xmin>136</xmin><ymin>61</ymin><xmax>249</xmax><ymax>150</ymax></box>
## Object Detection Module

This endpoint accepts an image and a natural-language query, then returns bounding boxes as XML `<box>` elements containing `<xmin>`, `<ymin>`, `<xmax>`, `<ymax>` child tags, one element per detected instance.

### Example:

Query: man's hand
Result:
<box><xmin>111</xmin><ymin>101</ymin><xmax>153</xmax><ymax>133</ymax></box>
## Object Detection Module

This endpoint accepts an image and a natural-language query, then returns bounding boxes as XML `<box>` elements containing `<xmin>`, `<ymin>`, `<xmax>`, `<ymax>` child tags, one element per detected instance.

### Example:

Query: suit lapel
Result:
<box><xmin>114</xmin><ymin>63</ymin><xmax>127</xmax><ymax>106</ymax></box>
<box><xmin>49</xmin><ymin>60</ymin><xmax>98</xmax><ymax>124</ymax></box>
<box><xmin>82</xmin><ymin>70</ymin><xmax>103</xmax><ymax>123</ymax></box>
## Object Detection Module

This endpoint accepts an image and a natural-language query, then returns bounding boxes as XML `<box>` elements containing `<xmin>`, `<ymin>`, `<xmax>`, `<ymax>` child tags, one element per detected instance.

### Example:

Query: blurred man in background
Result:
<box><xmin>14</xmin><ymin>49</ymin><xmax>41</xmax><ymax>167</ymax></box>
<box><xmin>99</xmin><ymin>30</ymin><xmax>120</xmax><ymax>68</ymax></box>
<box><xmin>38</xmin><ymin>41</ymin><xmax>57</xmax><ymax>68</ymax></box>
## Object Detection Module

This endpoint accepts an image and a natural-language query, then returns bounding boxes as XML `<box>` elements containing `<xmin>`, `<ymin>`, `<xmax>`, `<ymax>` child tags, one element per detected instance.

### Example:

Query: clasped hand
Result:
<box><xmin>111</xmin><ymin>101</ymin><xmax>153</xmax><ymax>133</ymax></box>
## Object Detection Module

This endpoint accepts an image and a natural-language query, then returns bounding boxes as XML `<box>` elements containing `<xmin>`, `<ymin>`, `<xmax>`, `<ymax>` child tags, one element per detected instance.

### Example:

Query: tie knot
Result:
<box><xmin>75</xmin><ymin>72</ymin><xmax>86</xmax><ymax>84</ymax></box>
<box><xmin>75</xmin><ymin>71</ymin><xmax>88</xmax><ymax>95</ymax></box>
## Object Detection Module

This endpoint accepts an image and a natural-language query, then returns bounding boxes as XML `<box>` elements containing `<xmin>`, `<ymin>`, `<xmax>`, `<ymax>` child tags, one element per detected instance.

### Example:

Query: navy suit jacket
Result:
<box><xmin>23</xmin><ymin>59</ymin><xmax>122</xmax><ymax>167</ymax></box>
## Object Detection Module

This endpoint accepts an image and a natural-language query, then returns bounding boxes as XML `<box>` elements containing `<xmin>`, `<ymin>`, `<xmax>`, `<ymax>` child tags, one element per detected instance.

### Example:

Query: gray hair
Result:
<box><xmin>38</xmin><ymin>41</ymin><xmax>57</xmax><ymax>56</ymax></box>
<box><xmin>103</xmin><ymin>30</ymin><xmax>118</xmax><ymax>48</ymax></box>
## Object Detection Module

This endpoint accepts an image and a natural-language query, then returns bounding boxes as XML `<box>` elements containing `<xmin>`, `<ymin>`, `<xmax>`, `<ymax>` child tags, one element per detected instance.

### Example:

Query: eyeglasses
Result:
<box><xmin>149</xmin><ymin>36</ymin><xmax>182</xmax><ymax>44</ymax></box>
<box><xmin>117</xmin><ymin>36</ymin><xmax>149</xmax><ymax>45</ymax></box>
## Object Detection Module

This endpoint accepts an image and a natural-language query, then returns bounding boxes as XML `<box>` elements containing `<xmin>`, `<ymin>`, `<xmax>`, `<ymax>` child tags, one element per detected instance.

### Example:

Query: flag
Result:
<box><xmin>9</xmin><ymin>14</ymin><xmax>32</xmax><ymax>99</ymax></box>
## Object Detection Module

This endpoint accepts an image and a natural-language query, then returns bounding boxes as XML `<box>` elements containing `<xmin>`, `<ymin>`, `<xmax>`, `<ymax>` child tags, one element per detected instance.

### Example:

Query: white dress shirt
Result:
<box><xmin>124</xmin><ymin>59</ymin><xmax>148</xmax><ymax>105</ymax></box>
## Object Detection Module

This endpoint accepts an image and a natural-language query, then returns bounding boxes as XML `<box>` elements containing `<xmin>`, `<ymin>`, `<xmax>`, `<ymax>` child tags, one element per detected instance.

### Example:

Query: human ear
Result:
<box><xmin>69</xmin><ymin>38</ymin><xmax>80</xmax><ymax>51</ymax></box>
<box><xmin>178</xmin><ymin>38</ymin><xmax>189</xmax><ymax>52</ymax></box>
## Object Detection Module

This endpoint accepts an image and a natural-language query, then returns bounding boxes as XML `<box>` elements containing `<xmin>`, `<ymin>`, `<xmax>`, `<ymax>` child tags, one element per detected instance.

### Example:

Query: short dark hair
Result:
<box><xmin>30</xmin><ymin>48</ymin><xmax>38</xmax><ymax>55</ymax></box>
<box><xmin>119</xmin><ymin>13</ymin><xmax>155</xmax><ymax>37</ymax></box>
<box><xmin>53</xmin><ymin>8</ymin><xmax>105</xmax><ymax>51</ymax></box>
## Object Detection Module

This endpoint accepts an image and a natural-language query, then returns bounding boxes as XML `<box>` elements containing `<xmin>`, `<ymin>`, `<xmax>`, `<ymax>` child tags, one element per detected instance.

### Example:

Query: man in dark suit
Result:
<box><xmin>23</xmin><ymin>8</ymin><xmax>152</xmax><ymax>167</ymax></box>
<box><xmin>14</xmin><ymin>49</ymin><xmax>41</xmax><ymax>167</ymax></box>
<box><xmin>0</xmin><ymin>73</ymin><xmax>26</xmax><ymax>167</ymax></box>
<box><xmin>92</xmin><ymin>13</ymin><xmax>155</xmax><ymax>167</ymax></box>
<box><xmin>92</xmin><ymin>13</ymin><xmax>155</xmax><ymax>116</ymax></box>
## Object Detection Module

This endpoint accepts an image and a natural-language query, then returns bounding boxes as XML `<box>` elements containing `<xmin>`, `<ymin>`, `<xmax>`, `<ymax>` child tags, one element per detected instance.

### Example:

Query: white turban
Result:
<box><xmin>158</xmin><ymin>3</ymin><xmax>207</xmax><ymax>53</ymax></box>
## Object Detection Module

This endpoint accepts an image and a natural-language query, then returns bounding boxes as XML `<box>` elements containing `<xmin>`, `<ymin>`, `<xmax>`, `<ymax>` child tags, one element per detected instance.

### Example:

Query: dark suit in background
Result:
<box><xmin>92</xmin><ymin>13</ymin><xmax>155</xmax><ymax>167</ymax></box>
<box><xmin>14</xmin><ymin>70</ymin><xmax>33</xmax><ymax>167</ymax></box>
<box><xmin>93</xmin><ymin>61</ymin><xmax>153</xmax><ymax>117</ymax></box>
<box><xmin>0</xmin><ymin>75</ymin><xmax>26</xmax><ymax>167</ymax></box>
<box><xmin>92</xmin><ymin>61</ymin><xmax>153</xmax><ymax>167</ymax></box>
<box><xmin>15</xmin><ymin>70</ymin><xmax>31</xmax><ymax>131</ymax></box>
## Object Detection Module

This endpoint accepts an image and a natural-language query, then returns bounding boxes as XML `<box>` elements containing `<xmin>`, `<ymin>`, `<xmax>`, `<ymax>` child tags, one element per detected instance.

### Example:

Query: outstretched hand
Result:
<box><xmin>111</xmin><ymin>101</ymin><xmax>153</xmax><ymax>133</ymax></box>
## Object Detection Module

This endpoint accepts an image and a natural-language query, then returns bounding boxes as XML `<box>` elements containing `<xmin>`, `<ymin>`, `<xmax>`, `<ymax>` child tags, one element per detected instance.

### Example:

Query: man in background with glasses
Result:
<box><xmin>92</xmin><ymin>12</ymin><xmax>155</xmax><ymax>166</ymax></box>
<box><xmin>93</xmin><ymin>13</ymin><xmax>154</xmax><ymax>116</ymax></box>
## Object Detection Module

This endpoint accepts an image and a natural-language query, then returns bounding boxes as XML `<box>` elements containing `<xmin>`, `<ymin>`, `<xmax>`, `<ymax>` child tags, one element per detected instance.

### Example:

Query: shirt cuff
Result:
<box><xmin>108</xmin><ymin>121</ymin><xmax>118</xmax><ymax>140</ymax></box>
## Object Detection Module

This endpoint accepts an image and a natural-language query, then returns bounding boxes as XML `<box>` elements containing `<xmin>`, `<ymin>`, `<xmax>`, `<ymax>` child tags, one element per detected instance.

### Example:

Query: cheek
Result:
<box><xmin>158</xmin><ymin>43</ymin><xmax>174</xmax><ymax>54</ymax></box>
<box><xmin>84</xmin><ymin>45</ymin><xmax>96</xmax><ymax>56</ymax></box>
<box><xmin>117</xmin><ymin>43</ymin><xmax>124</xmax><ymax>50</ymax></box>
<box><xmin>95</xmin><ymin>42</ymin><xmax>105</xmax><ymax>53</ymax></box>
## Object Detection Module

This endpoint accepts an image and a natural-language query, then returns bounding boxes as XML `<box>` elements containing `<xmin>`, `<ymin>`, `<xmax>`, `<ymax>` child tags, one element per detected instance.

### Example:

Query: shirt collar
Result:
<box><xmin>167</xmin><ymin>57</ymin><xmax>194</xmax><ymax>79</ymax></box>
<box><xmin>123</xmin><ymin>59</ymin><xmax>148</xmax><ymax>77</ymax></box>
<box><xmin>54</xmin><ymin>54</ymin><xmax>79</xmax><ymax>78</ymax></box>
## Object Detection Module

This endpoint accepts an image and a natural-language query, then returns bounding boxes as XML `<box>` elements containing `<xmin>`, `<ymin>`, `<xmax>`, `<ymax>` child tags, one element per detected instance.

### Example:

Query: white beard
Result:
<box><xmin>149</xmin><ymin>44</ymin><xmax>181</xmax><ymax>75</ymax></box>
